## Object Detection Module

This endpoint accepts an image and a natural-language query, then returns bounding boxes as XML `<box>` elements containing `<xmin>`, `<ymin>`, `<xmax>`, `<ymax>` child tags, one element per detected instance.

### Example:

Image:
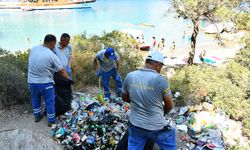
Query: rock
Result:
<box><xmin>205</xmin><ymin>23</ymin><xmax>224</xmax><ymax>34</ymax></box>
<box><xmin>205</xmin><ymin>22</ymin><xmax>236</xmax><ymax>34</ymax></box>
<box><xmin>202</xmin><ymin>102</ymin><xmax>215</xmax><ymax>111</ymax></box>
<box><xmin>0</xmin><ymin>129</ymin><xmax>61</xmax><ymax>150</ymax></box>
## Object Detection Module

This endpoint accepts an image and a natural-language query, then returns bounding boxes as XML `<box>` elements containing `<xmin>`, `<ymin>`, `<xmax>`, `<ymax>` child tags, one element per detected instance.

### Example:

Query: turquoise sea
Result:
<box><xmin>0</xmin><ymin>0</ymin><xmax>211</xmax><ymax>51</ymax></box>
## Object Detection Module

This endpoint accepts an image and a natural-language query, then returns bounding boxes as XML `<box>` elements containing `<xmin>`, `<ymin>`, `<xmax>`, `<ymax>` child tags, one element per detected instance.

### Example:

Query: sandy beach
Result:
<box><xmin>140</xmin><ymin>32</ymin><xmax>244</xmax><ymax>67</ymax></box>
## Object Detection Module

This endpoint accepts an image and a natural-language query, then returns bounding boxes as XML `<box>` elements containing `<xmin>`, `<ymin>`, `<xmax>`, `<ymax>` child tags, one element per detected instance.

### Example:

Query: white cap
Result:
<box><xmin>146</xmin><ymin>51</ymin><xmax>165</xmax><ymax>65</ymax></box>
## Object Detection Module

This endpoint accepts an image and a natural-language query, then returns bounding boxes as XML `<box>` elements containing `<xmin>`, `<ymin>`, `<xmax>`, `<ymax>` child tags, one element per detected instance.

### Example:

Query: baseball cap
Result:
<box><xmin>105</xmin><ymin>47</ymin><xmax>116</xmax><ymax>60</ymax></box>
<box><xmin>146</xmin><ymin>51</ymin><xmax>165</xmax><ymax>65</ymax></box>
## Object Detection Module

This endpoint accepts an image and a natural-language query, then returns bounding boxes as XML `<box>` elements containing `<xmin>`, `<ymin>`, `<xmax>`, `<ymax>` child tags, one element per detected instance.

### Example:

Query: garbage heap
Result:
<box><xmin>173</xmin><ymin>102</ymin><xmax>249</xmax><ymax>149</ymax></box>
<box><xmin>50</xmin><ymin>94</ymin><xmax>130</xmax><ymax>150</ymax></box>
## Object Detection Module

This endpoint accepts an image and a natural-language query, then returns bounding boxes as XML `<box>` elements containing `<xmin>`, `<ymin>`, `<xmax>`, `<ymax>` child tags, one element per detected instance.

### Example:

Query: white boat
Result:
<box><xmin>20</xmin><ymin>0</ymin><xmax>95</xmax><ymax>11</ymax></box>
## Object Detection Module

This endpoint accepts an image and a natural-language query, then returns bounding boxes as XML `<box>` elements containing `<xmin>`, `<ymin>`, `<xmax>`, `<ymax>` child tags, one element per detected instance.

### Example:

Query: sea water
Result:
<box><xmin>0</xmin><ymin>0</ymin><xmax>211</xmax><ymax>51</ymax></box>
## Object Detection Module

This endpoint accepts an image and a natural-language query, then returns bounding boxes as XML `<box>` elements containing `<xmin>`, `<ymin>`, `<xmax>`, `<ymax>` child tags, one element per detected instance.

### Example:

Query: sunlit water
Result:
<box><xmin>0</xmin><ymin>0</ymin><xmax>211</xmax><ymax>51</ymax></box>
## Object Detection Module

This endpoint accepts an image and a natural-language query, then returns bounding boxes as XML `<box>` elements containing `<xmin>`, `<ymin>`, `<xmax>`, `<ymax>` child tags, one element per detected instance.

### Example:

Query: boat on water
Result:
<box><xmin>0</xmin><ymin>0</ymin><xmax>95</xmax><ymax>10</ymax></box>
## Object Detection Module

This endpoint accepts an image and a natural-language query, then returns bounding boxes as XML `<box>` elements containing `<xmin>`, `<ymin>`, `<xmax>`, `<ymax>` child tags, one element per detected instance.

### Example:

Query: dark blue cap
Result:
<box><xmin>105</xmin><ymin>47</ymin><xmax>116</xmax><ymax>60</ymax></box>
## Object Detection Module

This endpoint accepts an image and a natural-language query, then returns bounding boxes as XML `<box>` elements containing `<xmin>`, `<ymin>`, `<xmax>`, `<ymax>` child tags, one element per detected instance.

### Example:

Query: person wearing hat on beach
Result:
<box><xmin>93</xmin><ymin>47</ymin><xmax>122</xmax><ymax>99</ymax></box>
<box><xmin>122</xmin><ymin>51</ymin><xmax>176</xmax><ymax>150</ymax></box>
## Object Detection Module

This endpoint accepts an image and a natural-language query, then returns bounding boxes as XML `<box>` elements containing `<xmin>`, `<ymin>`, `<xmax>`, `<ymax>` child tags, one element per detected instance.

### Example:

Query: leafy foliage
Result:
<box><xmin>234</xmin><ymin>12</ymin><xmax>250</xmax><ymax>30</ymax></box>
<box><xmin>170</xmin><ymin>64</ymin><xmax>250</xmax><ymax>137</ymax></box>
<box><xmin>0</xmin><ymin>49</ymin><xmax>30</xmax><ymax>108</ymax></box>
<box><xmin>235</xmin><ymin>34</ymin><xmax>250</xmax><ymax>69</ymax></box>
<box><xmin>71</xmin><ymin>31</ymin><xmax>143</xmax><ymax>88</ymax></box>
<box><xmin>172</xmin><ymin>0</ymin><xmax>244</xmax><ymax>64</ymax></box>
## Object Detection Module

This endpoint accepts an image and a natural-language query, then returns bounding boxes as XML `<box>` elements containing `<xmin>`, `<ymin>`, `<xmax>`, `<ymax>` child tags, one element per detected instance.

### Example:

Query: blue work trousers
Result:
<box><xmin>128</xmin><ymin>122</ymin><xmax>176</xmax><ymax>150</ymax></box>
<box><xmin>29</xmin><ymin>83</ymin><xmax>56</xmax><ymax>123</ymax></box>
<box><xmin>101</xmin><ymin>68</ymin><xmax>122</xmax><ymax>98</ymax></box>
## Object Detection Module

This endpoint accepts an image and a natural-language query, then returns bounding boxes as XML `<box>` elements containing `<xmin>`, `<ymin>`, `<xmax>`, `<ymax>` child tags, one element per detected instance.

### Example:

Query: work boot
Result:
<box><xmin>35</xmin><ymin>114</ymin><xmax>44</xmax><ymax>123</ymax></box>
<box><xmin>116</xmin><ymin>92</ymin><xmax>122</xmax><ymax>98</ymax></box>
<box><xmin>48</xmin><ymin>119</ymin><xmax>59</xmax><ymax>127</ymax></box>
<box><xmin>48</xmin><ymin>122</ymin><xmax>55</xmax><ymax>127</ymax></box>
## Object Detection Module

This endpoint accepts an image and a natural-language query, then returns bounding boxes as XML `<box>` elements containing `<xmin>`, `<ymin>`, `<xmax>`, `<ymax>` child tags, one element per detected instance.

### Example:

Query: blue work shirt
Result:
<box><xmin>95</xmin><ymin>49</ymin><xmax>119</xmax><ymax>72</ymax></box>
<box><xmin>28</xmin><ymin>45</ymin><xmax>63</xmax><ymax>84</ymax></box>
<box><xmin>54</xmin><ymin>43</ymin><xmax>72</xmax><ymax>69</ymax></box>
<box><xmin>122</xmin><ymin>68</ymin><xmax>172</xmax><ymax>130</ymax></box>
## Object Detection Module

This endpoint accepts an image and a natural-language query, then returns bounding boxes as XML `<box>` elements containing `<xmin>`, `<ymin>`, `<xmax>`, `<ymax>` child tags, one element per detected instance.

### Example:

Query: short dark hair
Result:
<box><xmin>152</xmin><ymin>36</ymin><xmax>155</xmax><ymax>39</ymax></box>
<box><xmin>146</xmin><ymin>59</ymin><xmax>160</xmax><ymax>65</ymax></box>
<box><xmin>61</xmin><ymin>33</ymin><xmax>70</xmax><ymax>39</ymax></box>
<box><xmin>44</xmin><ymin>34</ymin><xmax>56</xmax><ymax>43</ymax></box>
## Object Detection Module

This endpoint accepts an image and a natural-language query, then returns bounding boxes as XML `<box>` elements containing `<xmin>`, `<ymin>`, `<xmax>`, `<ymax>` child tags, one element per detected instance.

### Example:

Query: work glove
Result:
<box><xmin>96</xmin><ymin>70</ymin><xmax>102</xmax><ymax>77</ymax></box>
<box><xmin>115</xmin><ymin>74</ymin><xmax>121</xmax><ymax>81</ymax></box>
<box><xmin>66</xmin><ymin>66</ymin><xmax>72</xmax><ymax>80</ymax></box>
<box><xmin>66</xmin><ymin>66</ymin><xmax>71</xmax><ymax>75</ymax></box>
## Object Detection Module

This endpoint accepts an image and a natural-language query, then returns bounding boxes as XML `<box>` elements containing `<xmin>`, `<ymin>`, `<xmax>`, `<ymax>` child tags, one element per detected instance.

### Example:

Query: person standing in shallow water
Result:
<box><xmin>157</xmin><ymin>38</ymin><xmax>165</xmax><ymax>53</ymax></box>
<box><xmin>54</xmin><ymin>33</ymin><xmax>73</xmax><ymax>79</ymax></box>
<box><xmin>28</xmin><ymin>34</ymin><xmax>69</xmax><ymax>127</ymax></box>
<box><xmin>151</xmin><ymin>36</ymin><xmax>157</xmax><ymax>50</ymax></box>
<box><xmin>169</xmin><ymin>41</ymin><xmax>176</xmax><ymax>59</ymax></box>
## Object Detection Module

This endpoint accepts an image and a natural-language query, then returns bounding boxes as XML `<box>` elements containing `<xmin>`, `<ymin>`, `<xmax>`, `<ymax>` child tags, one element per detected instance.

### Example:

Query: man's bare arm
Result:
<box><xmin>116</xmin><ymin>60</ymin><xmax>120</xmax><ymax>73</ymax></box>
<box><xmin>93</xmin><ymin>58</ymin><xmax>99</xmax><ymax>70</ymax></box>
<box><xmin>163</xmin><ymin>95</ymin><xmax>174</xmax><ymax>113</ymax></box>
<box><xmin>68</xmin><ymin>56</ymin><xmax>72</xmax><ymax>68</ymax></box>
<box><xmin>58</xmin><ymin>69</ymin><xmax>70</xmax><ymax>80</ymax></box>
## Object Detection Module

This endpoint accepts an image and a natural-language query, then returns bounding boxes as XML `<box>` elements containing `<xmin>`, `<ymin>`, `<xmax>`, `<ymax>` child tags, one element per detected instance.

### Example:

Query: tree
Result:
<box><xmin>172</xmin><ymin>0</ymin><xmax>242</xmax><ymax>64</ymax></box>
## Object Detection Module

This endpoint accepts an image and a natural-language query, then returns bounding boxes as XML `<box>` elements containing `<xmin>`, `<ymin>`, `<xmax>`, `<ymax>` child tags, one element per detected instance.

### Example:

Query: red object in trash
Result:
<box><xmin>205</xmin><ymin>143</ymin><xmax>216</xmax><ymax>149</ymax></box>
<box><xmin>73</xmin><ymin>133</ymin><xmax>80</xmax><ymax>142</ymax></box>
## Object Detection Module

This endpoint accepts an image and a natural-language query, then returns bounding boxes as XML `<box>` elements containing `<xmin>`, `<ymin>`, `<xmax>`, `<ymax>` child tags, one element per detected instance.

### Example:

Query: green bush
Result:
<box><xmin>225</xmin><ymin>61</ymin><xmax>250</xmax><ymax>95</ymax></box>
<box><xmin>0</xmin><ymin>49</ymin><xmax>29</xmax><ymax>108</ymax></box>
<box><xmin>170</xmin><ymin>64</ymin><xmax>250</xmax><ymax>137</ymax></box>
<box><xmin>235</xmin><ymin>34</ymin><xmax>250</xmax><ymax>70</ymax></box>
<box><xmin>234</xmin><ymin>13</ymin><xmax>250</xmax><ymax>31</ymax></box>
<box><xmin>71</xmin><ymin>31</ymin><xmax>143</xmax><ymax>88</ymax></box>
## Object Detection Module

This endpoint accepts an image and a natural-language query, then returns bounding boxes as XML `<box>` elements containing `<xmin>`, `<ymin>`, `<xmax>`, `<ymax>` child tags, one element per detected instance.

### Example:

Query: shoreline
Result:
<box><xmin>139</xmin><ymin>39</ymin><xmax>243</xmax><ymax>67</ymax></box>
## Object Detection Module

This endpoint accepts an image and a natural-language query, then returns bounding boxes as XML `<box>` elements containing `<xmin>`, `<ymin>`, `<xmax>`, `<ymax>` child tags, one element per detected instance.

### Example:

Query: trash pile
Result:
<box><xmin>50</xmin><ymin>93</ymin><xmax>130</xmax><ymax>150</ymax></box>
<box><xmin>172</xmin><ymin>100</ymin><xmax>249</xmax><ymax>149</ymax></box>
<box><xmin>49</xmin><ymin>91</ymin><xmax>249</xmax><ymax>149</ymax></box>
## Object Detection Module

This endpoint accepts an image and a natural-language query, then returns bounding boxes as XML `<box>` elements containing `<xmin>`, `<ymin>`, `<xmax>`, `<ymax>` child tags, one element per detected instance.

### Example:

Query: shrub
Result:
<box><xmin>71</xmin><ymin>31</ymin><xmax>143</xmax><ymax>89</ymax></box>
<box><xmin>235</xmin><ymin>34</ymin><xmax>250</xmax><ymax>70</ymax></box>
<box><xmin>170</xmin><ymin>65</ymin><xmax>246</xmax><ymax>104</ymax></box>
<box><xmin>225</xmin><ymin>61</ymin><xmax>250</xmax><ymax>95</ymax></box>
<box><xmin>234</xmin><ymin>13</ymin><xmax>250</xmax><ymax>31</ymax></box>
<box><xmin>0</xmin><ymin>49</ymin><xmax>29</xmax><ymax>108</ymax></box>
<box><xmin>170</xmin><ymin>64</ymin><xmax>250</xmax><ymax>137</ymax></box>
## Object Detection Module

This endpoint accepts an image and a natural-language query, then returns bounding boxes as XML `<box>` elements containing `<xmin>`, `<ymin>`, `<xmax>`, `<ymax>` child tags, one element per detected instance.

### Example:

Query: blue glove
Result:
<box><xmin>96</xmin><ymin>70</ymin><xmax>102</xmax><ymax>77</ymax></box>
<box><xmin>67</xmin><ymin>66</ymin><xmax>71</xmax><ymax>75</ymax></box>
<box><xmin>66</xmin><ymin>66</ymin><xmax>72</xmax><ymax>80</ymax></box>
<box><xmin>115</xmin><ymin>74</ymin><xmax>121</xmax><ymax>81</ymax></box>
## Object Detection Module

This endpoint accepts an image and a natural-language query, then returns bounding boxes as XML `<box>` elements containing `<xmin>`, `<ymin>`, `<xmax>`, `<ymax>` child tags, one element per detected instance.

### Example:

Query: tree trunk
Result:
<box><xmin>188</xmin><ymin>19</ymin><xmax>199</xmax><ymax>65</ymax></box>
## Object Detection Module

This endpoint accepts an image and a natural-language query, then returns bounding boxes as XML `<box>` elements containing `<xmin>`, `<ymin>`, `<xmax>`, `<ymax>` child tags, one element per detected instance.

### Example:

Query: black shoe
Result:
<box><xmin>48</xmin><ymin>119</ymin><xmax>59</xmax><ymax>127</ymax></box>
<box><xmin>35</xmin><ymin>114</ymin><xmax>44</xmax><ymax>123</ymax></box>
<box><xmin>116</xmin><ymin>92</ymin><xmax>122</xmax><ymax>97</ymax></box>
<box><xmin>48</xmin><ymin>122</ymin><xmax>55</xmax><ymax>127</ymax></box>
